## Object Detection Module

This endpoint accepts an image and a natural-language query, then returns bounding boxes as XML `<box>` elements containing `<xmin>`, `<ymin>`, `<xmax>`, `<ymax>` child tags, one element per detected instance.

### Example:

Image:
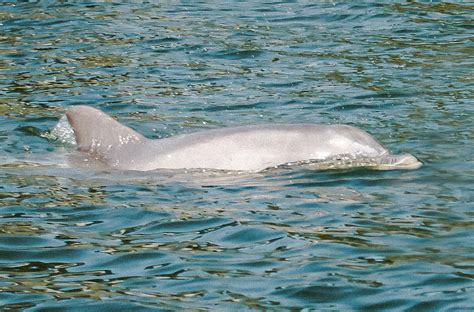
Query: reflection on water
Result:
<box><xmin>0</xmin><ymin>2</ymin><xmax>473</xmax><ymax>310</ymax></box>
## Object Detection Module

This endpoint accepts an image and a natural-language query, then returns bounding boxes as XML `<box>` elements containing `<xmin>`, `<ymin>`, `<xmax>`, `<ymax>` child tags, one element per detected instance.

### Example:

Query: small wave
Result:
<box><xmin>271</xmin><ymin>154</ymin><xmax>381</xmax><ymax>171</ymax></box>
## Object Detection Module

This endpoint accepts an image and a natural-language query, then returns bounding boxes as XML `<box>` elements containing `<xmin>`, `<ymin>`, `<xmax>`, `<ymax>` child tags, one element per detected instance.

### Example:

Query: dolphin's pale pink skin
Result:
<box><xmin>66</xmin><ymin>105</ymin><xmax>421</xmax><ymax>171</ymax></box>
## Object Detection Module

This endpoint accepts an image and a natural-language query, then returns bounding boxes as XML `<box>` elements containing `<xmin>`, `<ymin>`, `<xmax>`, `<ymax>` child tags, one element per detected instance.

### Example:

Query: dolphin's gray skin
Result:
<box><xmin>65</xmin><ymin>105</ymin><xmax>422</xmax><ymax>171</ymax></box>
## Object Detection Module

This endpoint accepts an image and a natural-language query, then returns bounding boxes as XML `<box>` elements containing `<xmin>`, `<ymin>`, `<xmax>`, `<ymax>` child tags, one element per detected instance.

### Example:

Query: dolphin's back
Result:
<box><xmin>136</xmin><ymin>124</ymin><xmax>388</xmax><ymax>171</ymax></box>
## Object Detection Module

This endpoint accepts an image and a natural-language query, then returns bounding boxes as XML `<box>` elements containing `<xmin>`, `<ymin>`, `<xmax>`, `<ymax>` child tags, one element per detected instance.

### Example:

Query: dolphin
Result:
<box><xmin>64</xmin><ymin>105</ymin><xmax>422</xmax><ymax>171</ymax></box>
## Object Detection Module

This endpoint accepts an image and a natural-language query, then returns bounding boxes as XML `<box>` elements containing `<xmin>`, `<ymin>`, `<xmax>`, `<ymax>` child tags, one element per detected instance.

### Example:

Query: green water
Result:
<box><xmin>0</xmin><ymin>2</ymin><xmax>473</xmax><ymax>310</ymax></box>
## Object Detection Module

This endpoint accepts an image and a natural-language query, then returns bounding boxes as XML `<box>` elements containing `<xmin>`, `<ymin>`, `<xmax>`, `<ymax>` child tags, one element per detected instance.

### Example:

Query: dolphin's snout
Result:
<box><xmin>376</xmin><ymin>153</ymin><xmax>422</xmax><ymax>170</ymax></box>
<box><xmin>396</xmin><ymin>154</ymin><xmax>423</xmax><ymax>169</ymax></box>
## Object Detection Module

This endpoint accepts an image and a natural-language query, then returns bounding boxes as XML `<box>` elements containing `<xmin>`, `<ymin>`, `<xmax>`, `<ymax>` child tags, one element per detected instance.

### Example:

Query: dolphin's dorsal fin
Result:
<box><xmin>66</xmin><ymin>105</ymin><xmax>145</xmax><ymax>167</ymax></box>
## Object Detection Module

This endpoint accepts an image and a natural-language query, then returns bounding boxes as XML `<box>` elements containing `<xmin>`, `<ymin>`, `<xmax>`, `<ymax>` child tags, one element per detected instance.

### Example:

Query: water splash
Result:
<box><xmin>48</xmin><ymin>115</ymin><xmax>77</xmax><ymax>146</ymax></box>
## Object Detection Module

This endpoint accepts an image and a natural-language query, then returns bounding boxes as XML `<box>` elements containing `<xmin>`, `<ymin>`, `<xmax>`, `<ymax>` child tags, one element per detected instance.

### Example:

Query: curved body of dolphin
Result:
<box><xmin>64</xmin><ymin>105</ymin><xmax>421</xmax><ymax>171</ymax></box>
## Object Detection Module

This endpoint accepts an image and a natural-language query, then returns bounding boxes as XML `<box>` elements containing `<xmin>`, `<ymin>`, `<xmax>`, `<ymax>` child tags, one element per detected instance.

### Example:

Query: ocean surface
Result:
<box><xmin>0</xmin><ymin>1</ymin><xmax>473</xmax><ymax>310</ymax></box>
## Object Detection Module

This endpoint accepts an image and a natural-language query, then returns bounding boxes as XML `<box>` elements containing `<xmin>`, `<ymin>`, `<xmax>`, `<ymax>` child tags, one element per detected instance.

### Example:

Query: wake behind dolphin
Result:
<box><xmin>60</xmin><ymin>105</ymin><xmax>421</xmax><ymax>171</ymax></box>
